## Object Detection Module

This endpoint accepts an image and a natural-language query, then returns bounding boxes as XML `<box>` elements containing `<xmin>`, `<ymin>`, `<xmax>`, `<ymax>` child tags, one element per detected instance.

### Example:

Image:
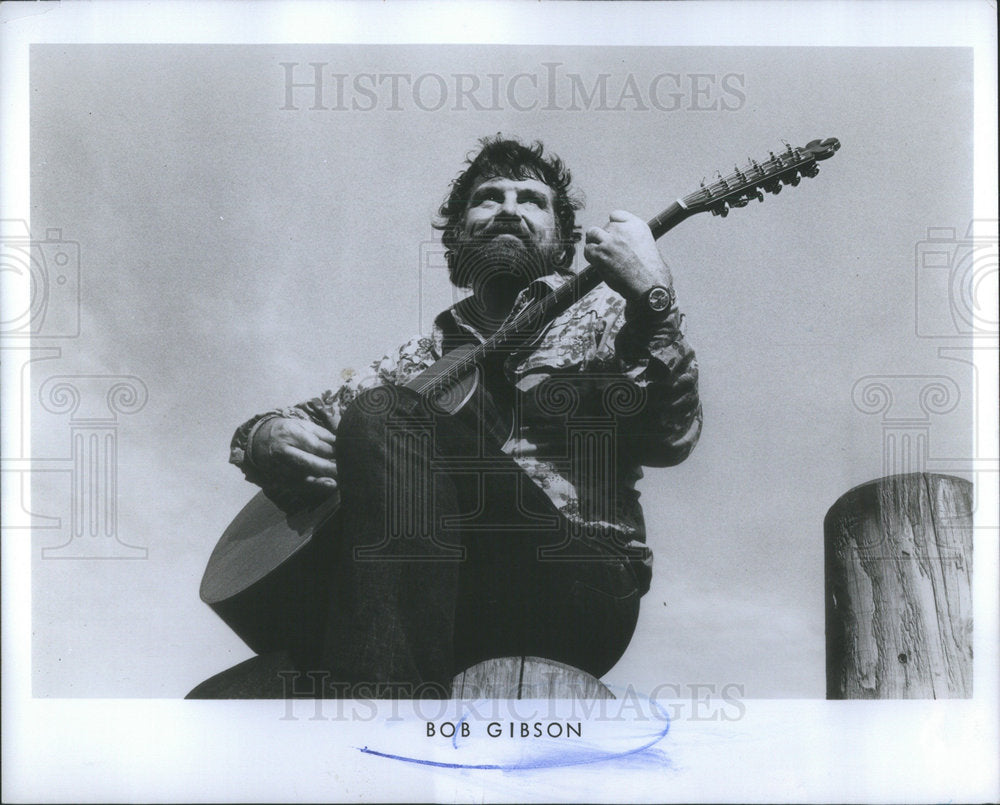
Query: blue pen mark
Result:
<box><xmin>358</xmin><ymin>699</ymin><xmax>671</xmax><ymax>771</ymax></box>
<box><xmin>452</xmin><ymin>711</ymin><xmax>469</xmax><ymax>750</ymax></box>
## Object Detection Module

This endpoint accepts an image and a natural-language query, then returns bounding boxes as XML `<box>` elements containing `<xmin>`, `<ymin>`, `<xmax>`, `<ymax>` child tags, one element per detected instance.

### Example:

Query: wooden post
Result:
<box><xmin>825</xmin><ymin>473</ymin><xmax>973</xmax><ymax>699</ymax></box>
<box><xmin>452</xmin><ymin>657</ymin><xmax>615</xmax><ymax>699</ymax></box>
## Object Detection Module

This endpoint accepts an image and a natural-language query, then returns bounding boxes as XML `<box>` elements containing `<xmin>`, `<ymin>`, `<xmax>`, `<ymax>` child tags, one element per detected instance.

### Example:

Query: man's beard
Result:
<box><xmin>449</xmin><ymin>232</ymin><xmax>560</xmax><ymax>292</ymax></box>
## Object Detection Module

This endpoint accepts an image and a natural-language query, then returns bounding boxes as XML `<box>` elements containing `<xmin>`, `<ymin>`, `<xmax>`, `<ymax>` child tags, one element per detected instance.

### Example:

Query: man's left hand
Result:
<box><xmin>584</xmin><ymin>210</ymin><xmax>673</xmax><ymax>301</ymax></box>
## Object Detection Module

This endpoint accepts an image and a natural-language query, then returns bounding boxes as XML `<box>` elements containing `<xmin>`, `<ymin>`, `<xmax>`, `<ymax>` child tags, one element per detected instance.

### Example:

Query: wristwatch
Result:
<box><xmin>630</xmin><ymin>284</ymin><xmax>675</xmax><ymax>321</ymax></box>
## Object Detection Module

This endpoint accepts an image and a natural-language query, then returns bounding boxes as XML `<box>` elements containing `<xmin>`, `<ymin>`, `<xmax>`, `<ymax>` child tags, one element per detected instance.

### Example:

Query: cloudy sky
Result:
<box><xmin>24</xmin><ymin>40</ymin><xmax>976</xmax><ymax>700</ymax></box>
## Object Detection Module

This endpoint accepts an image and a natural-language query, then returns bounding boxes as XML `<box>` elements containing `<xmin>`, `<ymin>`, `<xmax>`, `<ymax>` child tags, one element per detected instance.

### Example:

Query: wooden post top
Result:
<box><xmin>452</xmin><ymin>656</ymin><xmax>615</xmax><ymax>700</ymax></box>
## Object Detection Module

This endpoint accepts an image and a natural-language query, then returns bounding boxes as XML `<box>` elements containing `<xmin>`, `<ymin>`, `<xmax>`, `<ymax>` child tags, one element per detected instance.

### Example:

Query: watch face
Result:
<box><xmin>648</xmin><ymin>286</ymin><xmax>671</xmax><ymax>312</ymax></box>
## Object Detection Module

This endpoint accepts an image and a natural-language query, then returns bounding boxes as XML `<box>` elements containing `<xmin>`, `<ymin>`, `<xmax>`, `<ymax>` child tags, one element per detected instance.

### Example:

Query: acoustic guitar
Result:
<box><xmin>201</xmin><ymin>138</ymin><xmax>841</xmax><ymax>658</ymax></box>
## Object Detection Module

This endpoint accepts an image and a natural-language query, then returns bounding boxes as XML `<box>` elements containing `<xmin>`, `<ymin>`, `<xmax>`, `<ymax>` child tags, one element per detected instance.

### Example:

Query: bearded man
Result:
<box><xmin>223</xmin><ymin>135</ymin><xmax>702</xmax><ymax>697</ymax></box>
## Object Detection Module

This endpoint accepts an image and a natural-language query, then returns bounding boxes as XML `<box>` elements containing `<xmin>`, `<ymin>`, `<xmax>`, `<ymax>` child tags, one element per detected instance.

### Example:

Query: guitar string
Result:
<box><xmin>411</xmin><ymin>148</ymin><xmax>816</xmax><ymax>400</ymax></box>
<box><xmin>411</xmin><ymin>149</ymin><xmax>816</xmax><ymax>399</ymax></box>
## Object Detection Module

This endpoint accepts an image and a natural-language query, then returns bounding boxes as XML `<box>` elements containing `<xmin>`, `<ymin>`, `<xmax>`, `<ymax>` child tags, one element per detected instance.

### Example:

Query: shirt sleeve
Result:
<box><xmin>229</xmin><ymin>334</ymin><xmax>440</xmax><ymax>497</ymax></box>
<box><xmin>607</xmin><ymin>296</ymin><xmax>703</xmax><ymax>468</ymax></box>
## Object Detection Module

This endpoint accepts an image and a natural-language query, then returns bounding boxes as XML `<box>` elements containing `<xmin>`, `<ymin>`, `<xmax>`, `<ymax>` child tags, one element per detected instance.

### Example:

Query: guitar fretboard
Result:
<box><xmin>408</xmin><ymin>137</ymin><xmax>839</xmax><ymax>398</ymax></box>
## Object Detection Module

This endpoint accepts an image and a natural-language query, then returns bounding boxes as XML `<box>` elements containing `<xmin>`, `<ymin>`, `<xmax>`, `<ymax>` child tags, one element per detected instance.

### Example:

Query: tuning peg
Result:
<box><xmin>802</xmin><ymin>163</ymin><xmax>819</xmax><ymax>178</ymax></box>
<box><xmin>711</xmin><ymin>202</ymin><xmax>730</xmax><ymax>217</ymax></box>
<box><xmin>755</xmin><ymin>189</ymin><xmax>765</xmax><ymax>203</ymax></box>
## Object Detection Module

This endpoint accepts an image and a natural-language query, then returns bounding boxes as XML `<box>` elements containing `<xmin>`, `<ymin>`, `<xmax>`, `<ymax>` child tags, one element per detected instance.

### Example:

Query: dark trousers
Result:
<box><xmin>319</xmin><ymin>385</ymin><xmax>642</xmax><ymax>696</ymax></box>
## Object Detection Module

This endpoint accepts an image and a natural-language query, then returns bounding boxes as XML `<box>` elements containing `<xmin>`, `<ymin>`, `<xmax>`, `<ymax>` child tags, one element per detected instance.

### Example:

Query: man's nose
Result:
<box><xmin>499</xmin><ymin>191</ymin><xmax>520</xmax><ymax>217</ymax></box>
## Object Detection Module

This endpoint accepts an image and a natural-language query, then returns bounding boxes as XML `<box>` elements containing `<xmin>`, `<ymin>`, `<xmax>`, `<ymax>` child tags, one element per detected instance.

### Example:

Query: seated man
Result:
<box><xmin>228</xmin><ymin>135</ymin><xmax>702</xmax><ymax>697</ymax></box>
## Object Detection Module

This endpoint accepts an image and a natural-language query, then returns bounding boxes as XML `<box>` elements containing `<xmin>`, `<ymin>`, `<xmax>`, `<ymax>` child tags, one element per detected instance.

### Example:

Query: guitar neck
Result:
<box><xmin>423</xmin><ymin>136</ymin><xmax>840</xmax><ymax>384</ymax></box>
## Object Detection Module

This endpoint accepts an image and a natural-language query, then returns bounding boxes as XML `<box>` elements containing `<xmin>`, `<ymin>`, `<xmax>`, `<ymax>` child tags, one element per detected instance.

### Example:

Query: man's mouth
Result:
<box><xmin>478</xmin><ymin>225</ymin><xmax>529</xmax><ymax>244</ymax></box>
<box><xmin>489</xmin><ymin>232</ymin><xmax>526</xmax><ymax>244</ymax></box>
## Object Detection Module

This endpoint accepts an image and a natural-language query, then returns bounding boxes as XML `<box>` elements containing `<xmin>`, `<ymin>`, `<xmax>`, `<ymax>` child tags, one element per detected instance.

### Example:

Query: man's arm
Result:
<box><xmin>612</xmin><ymin>303</ymin><xmax>702</xmax><ymax>467</ymax></box>
<box><xmin>229</xmin><ymin>334</ymin><xmax>440</xmax><ymax>505</ymax></box>
<box><xmin>584</xmin><ymin>209</ymin><xmax>703</xmax><ymax>467</ymax></box>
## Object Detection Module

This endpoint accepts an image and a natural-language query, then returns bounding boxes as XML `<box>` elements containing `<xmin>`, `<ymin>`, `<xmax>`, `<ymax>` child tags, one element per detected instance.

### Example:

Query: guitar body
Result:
<box><xmin>200</xmin><ymin>489</ymin><xmax>340</xmax><ymax>661</ymax></box>
<box><xmin>201</xmin><ymin>137</ymin><xmax>841</xmax><ymax>656</ymax></box>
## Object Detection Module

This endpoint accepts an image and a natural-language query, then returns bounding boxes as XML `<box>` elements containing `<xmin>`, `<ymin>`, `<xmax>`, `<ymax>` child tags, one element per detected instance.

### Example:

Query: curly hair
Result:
<box><xmin>433</xmin><ymin>135</ymin><xmax>584</xmax><ymax>282</ymax></box>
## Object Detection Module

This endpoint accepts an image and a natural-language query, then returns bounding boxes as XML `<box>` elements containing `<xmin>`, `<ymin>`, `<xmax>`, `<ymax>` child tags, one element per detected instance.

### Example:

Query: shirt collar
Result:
<box><xmin>435</xmin><ymin>273</ymin><xmax>574</xmax><ymax>344</ymax></box>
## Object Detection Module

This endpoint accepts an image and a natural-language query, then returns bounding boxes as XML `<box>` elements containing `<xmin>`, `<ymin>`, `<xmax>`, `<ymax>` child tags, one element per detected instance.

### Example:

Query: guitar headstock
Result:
<box><xmin>684</xmin><ymin>137</ymin><xmax>840</xmax><ymax>218</ymax></box>
<box><xmin>802</xmin><ymin>137</ymin><xmax>841</xmax><ymax>162</ymax></box>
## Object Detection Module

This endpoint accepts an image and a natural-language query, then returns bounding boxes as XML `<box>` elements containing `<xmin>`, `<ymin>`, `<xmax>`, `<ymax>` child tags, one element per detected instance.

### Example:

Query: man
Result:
<box><xmin>228</xmin><ymin>135</ymin><xmax>701</xmax><ymax>697</ymax></box>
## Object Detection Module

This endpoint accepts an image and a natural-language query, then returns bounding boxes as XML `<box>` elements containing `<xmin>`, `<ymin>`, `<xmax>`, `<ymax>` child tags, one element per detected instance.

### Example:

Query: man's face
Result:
<box><xmin>451</xmin><ymin>175</ymin><xmax>562</xmax><ymax>291</ymax></box>
<box><xmin>460</xmin><ymin>176</ymin><xmax>559</xmax><ymax>246</ymax></box>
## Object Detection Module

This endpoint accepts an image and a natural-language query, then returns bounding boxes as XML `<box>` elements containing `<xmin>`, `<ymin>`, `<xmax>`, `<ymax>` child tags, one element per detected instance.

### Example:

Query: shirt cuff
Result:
<box><xmin>623</xmin><ymin>300</ymin><xmax>684</xmax><ymax>347</ymax></box>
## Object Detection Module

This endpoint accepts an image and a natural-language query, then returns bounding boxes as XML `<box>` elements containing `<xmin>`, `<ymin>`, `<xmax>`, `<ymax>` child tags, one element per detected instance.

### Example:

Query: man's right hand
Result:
<box><xmin>249</xmin><ymin>416</ymin><xmax>338</xmax><ymax>492</ymax></box>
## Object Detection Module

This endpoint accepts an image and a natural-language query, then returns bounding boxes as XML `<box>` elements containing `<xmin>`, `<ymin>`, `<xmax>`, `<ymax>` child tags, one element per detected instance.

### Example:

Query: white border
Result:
<box><xmin>2</xmin><ymin>2</ymin><xmax>997</xmax><ymax>802</ymax></box>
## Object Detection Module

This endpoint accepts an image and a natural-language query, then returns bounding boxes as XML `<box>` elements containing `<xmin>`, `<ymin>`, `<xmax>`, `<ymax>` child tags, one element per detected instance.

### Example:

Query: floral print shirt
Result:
<box><xmin>230</xmin><ymin>274</ymin><xmax>702</xmax><ymax>591</ymax></box>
